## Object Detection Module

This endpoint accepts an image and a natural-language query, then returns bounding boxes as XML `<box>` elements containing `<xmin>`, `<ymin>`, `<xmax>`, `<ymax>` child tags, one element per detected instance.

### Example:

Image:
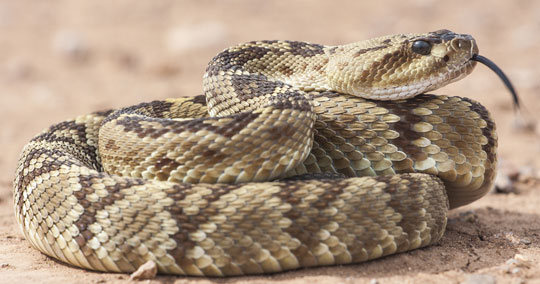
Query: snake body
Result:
<box><xmin>14</xmin><ymin>30</ymin><xmax>497</xmax><ymax>276</ymax></box>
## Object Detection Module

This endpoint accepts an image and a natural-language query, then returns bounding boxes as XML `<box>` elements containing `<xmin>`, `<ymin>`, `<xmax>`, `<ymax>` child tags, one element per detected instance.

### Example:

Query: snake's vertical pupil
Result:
<box><xmin>412</xmin><ymin>40</ymin><xmax>432</xmax><ymax>55</ymax></box>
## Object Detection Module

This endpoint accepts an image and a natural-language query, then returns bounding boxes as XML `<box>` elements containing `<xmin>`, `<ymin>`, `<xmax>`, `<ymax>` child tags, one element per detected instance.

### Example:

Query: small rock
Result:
<box><xmin>512</xmin><ymin>254</ymin><xmax>531</xmax><ymax>268</ymax></box>
<box><xmin>129</xmin><ymin>260</ymin><xmax>157</xmax><ymax>281</ymax></box>
<box><xmin>52</xmin><ymin>30</ymin><xmax>91</xmax><ymax>62</ymax></box>
<box><xmin>1</xmin><ymin>263</ymin><xmax>9</xmax><ymax>268</ymax></box>
<box><xmin>463</xmin><ymin>274</ymin><xmax>496</xmax><ymax>284</ymax></box>
<box><xmin>496</xmin><ymin>159</ymin><xmax>540</xmax><ymax>190</ymax></box>
<box><xmin>494</xmin><ymin>171</ymin><xmax>517</xmax><ymax>194</ymax></box>
<box><xmin>369</xmin><ymin>279</ymin><xmax>378</xmax><ymax>284</ymax></box>
<box><xmin>500</xmin><ymin>253</ymin><xmax>531</xmax><ymax>274</ymax></box>
<box><xmin>501</xmin><ymin>232</ymin><xmax>531</xmax><ymax>246</ymax></box>
<box><xmin>510</xmin><ymin>268</ymin><xmax>520</xmax><ymax>274</ymax></box>
<box><xmin>503</xmin><ymin>232</ymin><xmax>519</xmax><ymax>245</ymax></box>
<box><xmin>459</xmin><ymin>210</ymin><xmax>478</xmax><ymax>223</ymax></box>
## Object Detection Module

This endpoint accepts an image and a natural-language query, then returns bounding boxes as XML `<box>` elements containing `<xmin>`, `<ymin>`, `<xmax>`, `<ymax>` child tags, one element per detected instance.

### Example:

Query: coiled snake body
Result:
<box><xmin>14</xmin><ymin>30</ymin><xmax>498</xmax><ymax>276</ymax></box>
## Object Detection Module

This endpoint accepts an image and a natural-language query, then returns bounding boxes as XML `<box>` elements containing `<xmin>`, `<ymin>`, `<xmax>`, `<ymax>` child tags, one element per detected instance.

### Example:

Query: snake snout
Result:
<box><xmin>447</xmin><ymin>34</ymin><xmax>479</xmax><ymax>62</ymax></box>
<box><xmin>449</xmin><ymin>32</ymin><xmax>519</xmax><ymax>109</ymax></box>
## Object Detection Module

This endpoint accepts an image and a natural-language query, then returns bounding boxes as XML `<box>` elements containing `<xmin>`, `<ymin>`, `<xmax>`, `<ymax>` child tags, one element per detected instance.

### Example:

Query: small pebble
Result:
<box><xmin>500</xmin><ymin>253</ymin><xmax>531</xmax><ymax>274</ymax></box>
<box><xmin>512</xmin><ymin>254</ymin><xmax>531</xmax><ymax>268</ymax></box>
<box><xmin>463</xmin><ymin>274</ymin><xmax>496</xmax><ymax>284</ymax></box>
<box><xmin>500</xmin><ymin>232</ymin><xmax>531</xmax><ymax>246</ymax></box>
<box><xmin>503</xmin><ymin>232</ymin><xmax>520</xmax><ymax>245</ymax></box>
<box><xmin>52</xmin><ymin>30</ymin><xmax>91</xmax><ymax>62</ymax></box>
<box><xmin>129</xmin><ymin>260</ymin><xmax>157</xmax><ymax>280</ymax></box>
<box><xmin>495</xmin><ymin>159</ymin><xmax>540</xmax><ymax>192</ymax></box>
<box><xmin>494</xmin><ymin>171</ymin><xmax>517</xmax><ymax>194</ymax></box>
<box><xmin>459</xmin><ymin>210</ymin><xmax>478</xmax><ymax>223</ymax></box>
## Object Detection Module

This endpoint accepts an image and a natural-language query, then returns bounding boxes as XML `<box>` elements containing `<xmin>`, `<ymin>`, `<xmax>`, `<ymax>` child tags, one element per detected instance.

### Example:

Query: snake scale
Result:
<box><xmin>14</xmin><ymin>29</ymin><xmax>504</xmax><ymax>276</ymax></box>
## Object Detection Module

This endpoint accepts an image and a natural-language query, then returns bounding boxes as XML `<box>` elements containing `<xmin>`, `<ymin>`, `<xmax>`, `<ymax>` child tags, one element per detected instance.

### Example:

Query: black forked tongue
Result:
<box><xmin>471</xmin><ymin>54</ymin><xmax>520</xmax><ymax>109</ymax></box>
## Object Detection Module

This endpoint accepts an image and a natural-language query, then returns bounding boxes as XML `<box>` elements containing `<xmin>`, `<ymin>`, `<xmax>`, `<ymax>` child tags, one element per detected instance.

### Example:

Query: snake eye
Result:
<box><xmin>412</xmin><ymin>40</ymin><xmax>432</xmax><ymax>55</ymax></box>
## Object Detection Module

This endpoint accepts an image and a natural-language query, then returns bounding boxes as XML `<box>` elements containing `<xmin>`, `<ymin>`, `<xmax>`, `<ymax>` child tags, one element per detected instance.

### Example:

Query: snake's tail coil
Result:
<box><xmin>15</xmin><ymin>135</ymin><xmax>447</xmax><ymax>276</ymax></box>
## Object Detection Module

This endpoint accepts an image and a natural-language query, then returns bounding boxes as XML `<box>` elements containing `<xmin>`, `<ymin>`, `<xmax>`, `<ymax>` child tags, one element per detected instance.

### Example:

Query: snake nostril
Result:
<box><xmin>458</xmin><ymin>39</ymin><xmax>471</xmax><ymax>50</ymax></box>
<box><xmin>451</xmin><ymin>39</ymin><xmax>470</xmax><ymax>51</ymax></box>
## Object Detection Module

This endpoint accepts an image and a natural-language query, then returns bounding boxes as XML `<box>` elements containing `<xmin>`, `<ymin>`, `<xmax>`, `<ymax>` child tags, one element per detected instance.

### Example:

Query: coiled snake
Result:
<box><xmin>14</xmin><ymin>30</ymin><xmax>515</xmax><ymax>276</ymax></box>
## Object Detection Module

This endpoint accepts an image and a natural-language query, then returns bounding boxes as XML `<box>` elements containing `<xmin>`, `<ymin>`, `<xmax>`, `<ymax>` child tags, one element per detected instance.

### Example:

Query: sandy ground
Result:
<box><xmin>1</xmin><ymin>1</ymin><xmax>540</xmax><ymax>283</ymax></box>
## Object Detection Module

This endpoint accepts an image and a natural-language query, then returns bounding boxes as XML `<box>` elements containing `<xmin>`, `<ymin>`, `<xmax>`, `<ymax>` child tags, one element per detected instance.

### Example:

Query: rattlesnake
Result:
<box><xmin>14</xmin><ymin>29</ymin><xmax>512</xmax><ymax>276</ymax></box>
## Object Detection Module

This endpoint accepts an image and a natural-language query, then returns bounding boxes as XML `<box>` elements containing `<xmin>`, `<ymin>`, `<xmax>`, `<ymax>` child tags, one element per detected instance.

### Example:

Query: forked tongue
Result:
<box><xmin>471</xmin><ymin>54</ymin><xmax>520</xmax><ymax>110</ymax></box>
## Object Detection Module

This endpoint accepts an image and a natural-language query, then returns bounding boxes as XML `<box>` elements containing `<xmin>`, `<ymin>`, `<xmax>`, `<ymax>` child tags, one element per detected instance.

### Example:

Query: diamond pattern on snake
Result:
<box><xmin>14</xmin><ymin>29</ymin><xmax>519</xmax><ymax>276</ymax></box>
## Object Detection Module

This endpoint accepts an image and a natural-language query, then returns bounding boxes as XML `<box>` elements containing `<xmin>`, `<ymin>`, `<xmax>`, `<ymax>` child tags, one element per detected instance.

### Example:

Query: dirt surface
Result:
<box><xmin>1</xmin><ymin>1</ymin><xmax>540</xmax><ymax>283</ymax></box>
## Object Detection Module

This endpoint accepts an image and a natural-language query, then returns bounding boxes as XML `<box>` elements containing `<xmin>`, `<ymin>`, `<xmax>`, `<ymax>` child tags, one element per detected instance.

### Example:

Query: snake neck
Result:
<box><xmin>270</xmin><ymin>52</ymin><xmax>333</xmax><ymax>93</ymax></box>
<box><xmin>203</xmin><ymin>41</ymin><xmax>334</xmax><ymax>117</ymax></box>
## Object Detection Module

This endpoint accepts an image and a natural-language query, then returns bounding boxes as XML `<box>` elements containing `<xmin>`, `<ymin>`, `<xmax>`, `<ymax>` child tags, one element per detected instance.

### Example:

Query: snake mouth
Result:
<box><xmin>366</xmin><ymin>61</ymin><xmax>475</xmax><ymax>101</ymax></box>
<box><xmin>471</xmin><ymin>54</ymin><xmax>520</xmax><ymax>108</ymax></box>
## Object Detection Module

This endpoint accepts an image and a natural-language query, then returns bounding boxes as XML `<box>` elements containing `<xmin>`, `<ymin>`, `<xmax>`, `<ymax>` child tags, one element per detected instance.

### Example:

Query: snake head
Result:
<box><xmin>327</xmin><ymin>29</ymin><xmax>479</xmax><ymax>100</ymax></box>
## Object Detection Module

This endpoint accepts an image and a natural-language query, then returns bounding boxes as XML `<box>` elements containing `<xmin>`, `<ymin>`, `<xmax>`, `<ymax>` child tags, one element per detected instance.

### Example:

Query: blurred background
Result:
<box><xmin>0</xmin><ymin>1</ymin><xmax>539</xmax><ymax>281</ymax></box>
